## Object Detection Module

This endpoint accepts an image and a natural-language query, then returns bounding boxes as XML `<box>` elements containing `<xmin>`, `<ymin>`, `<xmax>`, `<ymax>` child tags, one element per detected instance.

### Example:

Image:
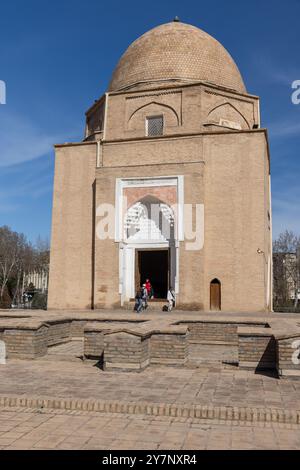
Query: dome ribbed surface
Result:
<box><xmin>109</xmin><ymin>22</ymin><xmax>246</xmax><ymax>93</ymax></box>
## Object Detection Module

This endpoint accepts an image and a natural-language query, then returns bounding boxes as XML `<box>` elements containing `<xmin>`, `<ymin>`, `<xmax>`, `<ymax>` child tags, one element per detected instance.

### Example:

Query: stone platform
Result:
<box><xmin>0</xmin><ymin>309</ymin><xmax>299</xmax><ymax>378</ymax></box>
<box><xmin>0</xmin><ymin>310</ymin><xmax>300</xmax><ymax>447</ymax></box>
<box><xmin>1</xmin><ymin>355</ymin><xmax>300</xmax><ymax>426</ymax></box>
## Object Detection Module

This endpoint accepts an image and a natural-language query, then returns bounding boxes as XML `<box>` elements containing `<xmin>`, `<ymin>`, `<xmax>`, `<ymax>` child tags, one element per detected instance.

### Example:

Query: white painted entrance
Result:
<box><xmin>115</xmin><ymin>176</ymin><xmax>184</xmax><ymax>306</ymax></box>
<box><xmin>0</xmin><ymin>340</ymin><xmax>6</xmax><ymax>365</ymax></box>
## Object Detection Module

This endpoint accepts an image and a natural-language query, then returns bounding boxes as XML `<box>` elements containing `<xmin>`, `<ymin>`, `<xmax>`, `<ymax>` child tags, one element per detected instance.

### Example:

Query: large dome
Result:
<box><xmin>109</xmin><ymin>21</ymin><xmax>246</xmax><ymax>93</ymax></box>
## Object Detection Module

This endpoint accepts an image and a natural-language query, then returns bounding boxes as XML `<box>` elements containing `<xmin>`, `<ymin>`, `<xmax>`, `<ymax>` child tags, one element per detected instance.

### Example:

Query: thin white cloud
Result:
<box><xmin>251</xmin><ymin>55</ymin><xmax>299</xmax><ymax>87</ymax></box>
<box><xmin>0</xmin><ymin>110</ymin><xmax>80</xmax><ymax>167</ymax></box>
<box><xmin>268</xmin><ymin>120</ymin><xmax>300</xmax><ymax>138</ymax></box>
<box><xmin>0</xmin><ymin>181</ymin><xmax>52</xmax><ymax>203</ymax></box>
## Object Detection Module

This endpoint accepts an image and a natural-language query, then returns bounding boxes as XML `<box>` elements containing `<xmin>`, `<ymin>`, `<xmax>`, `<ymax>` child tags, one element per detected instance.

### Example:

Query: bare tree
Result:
<box><xmin>273</xmin><ymin>230</ymin><xmax>300</xmax><ymax>253</ymax></box>
<box><xmin>0</xmin><ymin>226</ymin><xmax>50</xmax><ymax>308</ymax></box>
<box><xmin>11</xmin><ymin>241</ymin><xmax>35</xmax><ymax>306</ymax></box>
<box><xmin>0</xmin><ymin>226</ymin><xmax>22</xmax><ymax>302</ymax></box>
<box><xmin>34</xmin><ymin>236</ymin><xmax>50</xmax><ymax>273</ymax></box>
<box><xmin>273</xmin><ymin>230</ymin><xmax>300</xmax><ymax>310</ymax></box>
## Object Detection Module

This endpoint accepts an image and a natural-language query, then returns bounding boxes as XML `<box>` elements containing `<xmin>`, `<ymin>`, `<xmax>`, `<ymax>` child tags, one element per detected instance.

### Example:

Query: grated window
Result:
<box><xmin>146</xmin><ymin>115</ymin><xmax>163</xmax><ymax>137</ymax></box>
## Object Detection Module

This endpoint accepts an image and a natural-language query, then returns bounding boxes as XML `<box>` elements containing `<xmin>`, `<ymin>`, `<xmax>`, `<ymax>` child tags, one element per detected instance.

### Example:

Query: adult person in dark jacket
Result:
<box><xmin>134</xmin><ymin>289</ymin><xmax>143</xmax><ymax>313</ymax></box>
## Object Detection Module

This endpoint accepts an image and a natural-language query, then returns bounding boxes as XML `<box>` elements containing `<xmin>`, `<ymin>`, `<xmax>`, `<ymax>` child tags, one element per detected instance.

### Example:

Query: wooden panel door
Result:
<box><xmin>210</xmin><ymin>280</ymin><xmax>221</xmax><ymax>310</ymax></box>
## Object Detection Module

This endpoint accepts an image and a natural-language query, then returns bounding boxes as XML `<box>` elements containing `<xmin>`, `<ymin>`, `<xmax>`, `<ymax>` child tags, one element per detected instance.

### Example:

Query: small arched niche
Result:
<box><xmin>210</xmin><ymin>279</ymin><xmax>221</xmax><ymax>311</ymax></box>
<box><xmin>206</xmin><ymin>103</ymin><xmax>250</xmax><ymax>130</ymax></box>
<box><xmin>128</xmin><ymin>102</ymin><xmax>179</xmax><ymax>132</ymax></box>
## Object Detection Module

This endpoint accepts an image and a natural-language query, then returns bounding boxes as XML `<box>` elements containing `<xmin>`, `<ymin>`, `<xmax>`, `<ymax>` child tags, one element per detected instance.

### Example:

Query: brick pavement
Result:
<box><xmin>0</xmin><ymin>407</ymin><xmax>299</xmax><ymax>450</ymax></box>
<box><xmin>1</xmin><ymin>313</ymin><xmax>300</xmax><ymax>449</ymax></box>
<box><xmin>0</xmin><ymin>353</ymin><xmax>300</xmax><ymax>413</ymax></box>
<box><xmin>1</xmin><ymin>338</ymin><xmax>300</xmax><ymax>449</ymax></box>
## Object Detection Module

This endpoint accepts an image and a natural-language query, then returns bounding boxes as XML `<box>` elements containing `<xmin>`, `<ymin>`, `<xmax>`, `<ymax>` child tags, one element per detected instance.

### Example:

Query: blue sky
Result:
<box><xmin>0</xmin><ymin>0</ymin><xmax>299</xmax><ymax>243</ymax></box>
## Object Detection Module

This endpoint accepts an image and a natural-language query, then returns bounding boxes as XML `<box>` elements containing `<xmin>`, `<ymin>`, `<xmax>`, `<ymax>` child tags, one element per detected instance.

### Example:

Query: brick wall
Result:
<box><xmin>48</xmin><ymin>143</ymin><xmax>96</xmax><ymax>310</ymax></box>
<box><xmin>3</xmin><ymin>326</ymin><xmax>48</xmax><ymax>359</ymax></box>
<box><xmin>46</xmin><ymin>321</ymin><xmax>71</xmax><ymax>346</ymax></box>
<box><xmin>84</xmin><ymin>330</ymin><xmax>104</xmax><ymax>359</ymax></box>
<box><xmin>178</xmin><ymin>321</ymin><xmax>268</xmax><ymax>345</ymax></box>
<box><xmin>150</xmin><ymin>332</ymin><xmax>188</xmax><ymax>365</ymax></box>
<box><xmin>103</xmin><ymin>331</ymin><xmax>150</xmax><ymax>371</ymax></box>
<box><xmin>182</xmin><ymin>322</ymin><xmax>238</xmax><ymax>344</ymax></box>
<box><xmin>70</xmin><ymin>320</ymin><xmax>88</xmax><ymax>338</ymax></box>
<box><xmin>106</xmin><ymin>83</ymin><xmax>258</xmax><ymax>142</ymax></box>
<box><xmin>238</xmin><ymin>330</ymin><xmax>276</xmax><ymax>370</ymax></box>
<box><xmin>277</xmin><ymin>336</ymin><xmax>300</xmax><ymax>378</ymax></box>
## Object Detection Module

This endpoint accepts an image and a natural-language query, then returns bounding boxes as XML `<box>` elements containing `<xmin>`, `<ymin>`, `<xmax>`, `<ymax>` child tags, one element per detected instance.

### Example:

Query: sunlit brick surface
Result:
<box><xmin>0</xmin><ymin>408</ymin><xmax>300</xmax><ymax>450</ymax></box>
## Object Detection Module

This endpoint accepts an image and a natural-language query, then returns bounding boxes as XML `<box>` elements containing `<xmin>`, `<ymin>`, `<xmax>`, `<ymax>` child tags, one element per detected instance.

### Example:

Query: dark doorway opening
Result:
<box><xmin>136</xmin><ymin>249</ymin><xmax>169</xmax><ymax>299</ymax></box>
<box><xmin>210</xmin><ymin>279</ymin><xmax>221</xmax><ymax>311</ymax></box>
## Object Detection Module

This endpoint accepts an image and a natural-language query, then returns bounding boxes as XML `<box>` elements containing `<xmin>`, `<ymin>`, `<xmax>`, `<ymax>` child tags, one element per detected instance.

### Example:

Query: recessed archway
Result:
<box><xmin>207</xmin><ymin>102</ymin><xmax>250</xmax><ymax>129</ymax></box>
<box><xmin>124</xmin><ymin>195</ymin><xmax>175</xmax><ymax>242</ymax></box>
<box><xmin>123</xmin><ymin>195</ymin><xmax>176</xmax><ymax>301</ymax></box>
<box><xmin>128</xmin><ymin>101</ymin><xmax>179</xmax><ymax>131</ymax></box>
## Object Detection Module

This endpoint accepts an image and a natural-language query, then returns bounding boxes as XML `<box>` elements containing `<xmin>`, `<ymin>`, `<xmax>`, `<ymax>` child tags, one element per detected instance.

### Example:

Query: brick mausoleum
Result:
<box><xmin>1</xmin><ymin>21</ymin><xmax>299</xmax><ymax>383</ymax></box>
<box><xmin>47</xmin><ymin>19</ymin><xmax>272</xmax><ymax>312</ymax></box>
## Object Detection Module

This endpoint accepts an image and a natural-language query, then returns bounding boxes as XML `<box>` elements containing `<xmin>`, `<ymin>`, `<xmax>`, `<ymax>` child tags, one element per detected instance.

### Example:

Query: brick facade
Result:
<box><xmin>48</xmin><ymin>21</ymin><xmax>272</xmax><ymax>312</ymax></box>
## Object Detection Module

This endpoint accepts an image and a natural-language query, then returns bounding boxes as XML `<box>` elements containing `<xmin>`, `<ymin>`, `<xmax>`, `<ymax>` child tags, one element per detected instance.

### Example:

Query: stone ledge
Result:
<box><xmin>0</xmin><ymin>320</ymin><xmax>48</xmax><ymax>331</ymax></box>
<box><xmin>237</xmin><ymin>327</ymin><xmax>273</xmax><ymax>337</ymax></box>
<box><xmin>176</xmin><ymin>320</ymin><xmax>269</xmax><ymax>327</ymax></box>
<box><xmin>0</xmin><ymin>395</ymin><xmax>299</xmax><ymax>425</ymax></box>
<box><xmin>84</xmin><ymin>323</ymin><xmax>188</xmax><ymax>338</ymax></box>
<box><xmin>275</xmin><ymin>333</ymin><xmax>300</xmax><ymax>341</ymax></box>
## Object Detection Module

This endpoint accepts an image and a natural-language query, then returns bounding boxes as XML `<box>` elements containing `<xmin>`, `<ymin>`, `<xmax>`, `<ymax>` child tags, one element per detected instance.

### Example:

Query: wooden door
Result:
<box><xmin>210</xmin><ymin>279</ymin><xmax>221</xmax><ymax>310</ymax></box>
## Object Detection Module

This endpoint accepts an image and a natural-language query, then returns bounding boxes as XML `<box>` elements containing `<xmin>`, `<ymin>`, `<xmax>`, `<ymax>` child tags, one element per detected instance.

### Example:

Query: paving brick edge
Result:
<box><xmin>0</xmin><ymin>396</ymin><xmax>299</xmax><ymax>425</ymax></box>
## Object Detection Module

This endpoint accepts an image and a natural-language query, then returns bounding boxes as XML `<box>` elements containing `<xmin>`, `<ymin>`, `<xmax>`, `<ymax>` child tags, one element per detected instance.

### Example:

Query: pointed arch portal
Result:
<box><xmin>116</xmin><ymin>177</ymin><xmax>183</xmax><ymax>305</ymax></box>
<box><xmin>125</xmin><ymin>196</ymin><xmax>175</xmax><ymax>299</ymax></box>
